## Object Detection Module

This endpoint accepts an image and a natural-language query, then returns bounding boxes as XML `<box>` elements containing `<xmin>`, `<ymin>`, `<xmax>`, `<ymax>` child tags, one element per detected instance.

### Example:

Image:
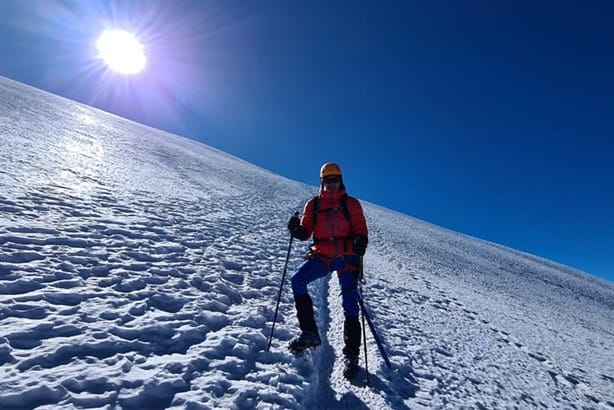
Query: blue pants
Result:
<box><xmin>290</xmin><ymin>256</ymin><xmax>360</xmax><ymax>318</ymax></box>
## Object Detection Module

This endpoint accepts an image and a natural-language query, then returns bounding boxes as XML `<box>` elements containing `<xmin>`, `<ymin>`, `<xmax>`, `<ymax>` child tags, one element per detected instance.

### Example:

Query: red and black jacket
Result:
<box><xmin>295</xmin><ymin>188</ymin><xmax>368</xmax><ymax>257</ymax></box>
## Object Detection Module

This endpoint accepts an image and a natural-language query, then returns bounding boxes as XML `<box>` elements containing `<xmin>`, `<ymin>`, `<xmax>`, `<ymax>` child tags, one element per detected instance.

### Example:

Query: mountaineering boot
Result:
<box><xmin>343</xmin><ymin>355</ymin><xmax>359</xmax><ymax>380</ymax></box>
<box><xmin>288</xmin><ymin>294</ymin><xmax>321</xmax><ymax>354</ymax></box>
<box><xmin>288</xmin><ymin>331</ymin><xmax>321</xmax><ymax>355</ymax></box>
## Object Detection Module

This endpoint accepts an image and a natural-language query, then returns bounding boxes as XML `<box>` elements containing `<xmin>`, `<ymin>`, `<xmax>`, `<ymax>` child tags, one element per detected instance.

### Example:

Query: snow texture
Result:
<box><xmin>1</xmin><ymin>76</ymin><xmax>613</xmax><ymax>409</ymax></box>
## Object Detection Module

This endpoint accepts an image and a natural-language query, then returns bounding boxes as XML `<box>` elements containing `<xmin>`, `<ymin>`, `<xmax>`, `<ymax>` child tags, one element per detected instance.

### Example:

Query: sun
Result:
<box><xmin>96</xmin><ymin>29</ymin><xmax>146</xmax><ymax>74</ymax></box>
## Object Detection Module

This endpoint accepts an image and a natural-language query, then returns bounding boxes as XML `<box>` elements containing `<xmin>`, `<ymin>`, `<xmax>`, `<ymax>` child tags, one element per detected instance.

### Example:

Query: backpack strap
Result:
<box><xmin>311</xmin><ymin>195</ymin><xmax>320</xmax><ymax>227</ymax></box>
<box><xmin>341</xmin><ymin>194</ymin><xmax>352</xmax><ymax>229</ymax></box>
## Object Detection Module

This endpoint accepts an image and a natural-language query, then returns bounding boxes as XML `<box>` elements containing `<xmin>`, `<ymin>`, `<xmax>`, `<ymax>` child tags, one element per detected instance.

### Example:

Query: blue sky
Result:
<box><xmin>1</xmin><ymin>1</ymin><xmax>613</xmax><ymax>282</ymax></box>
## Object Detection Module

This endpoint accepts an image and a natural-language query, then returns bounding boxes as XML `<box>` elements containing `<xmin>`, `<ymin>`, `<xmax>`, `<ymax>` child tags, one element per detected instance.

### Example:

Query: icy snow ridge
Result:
<box><xmin>1</xmin><ymin>76</ymin><xmax>613</xmax><ymax>409</ymax></box>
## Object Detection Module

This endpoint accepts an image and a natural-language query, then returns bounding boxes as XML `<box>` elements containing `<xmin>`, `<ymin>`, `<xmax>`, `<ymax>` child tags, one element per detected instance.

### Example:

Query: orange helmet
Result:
<box><xmin>320</xmin><ymin>162</ymin><xmax>342</xmax><ymax>178</ymax></box>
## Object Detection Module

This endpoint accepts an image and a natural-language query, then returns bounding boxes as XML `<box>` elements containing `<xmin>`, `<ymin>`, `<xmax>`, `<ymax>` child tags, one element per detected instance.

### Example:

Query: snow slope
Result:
<box><xmin>1</xmin><ymin>76</ymin><xmax>613</xmax><ymax>409</ymax></box>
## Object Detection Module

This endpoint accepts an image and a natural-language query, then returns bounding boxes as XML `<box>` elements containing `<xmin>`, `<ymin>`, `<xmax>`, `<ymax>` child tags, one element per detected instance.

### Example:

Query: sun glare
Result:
<box><xmin>96</xmin><ymin>29</ymin><xmax>146</xmax><ymax>74</ymax></box>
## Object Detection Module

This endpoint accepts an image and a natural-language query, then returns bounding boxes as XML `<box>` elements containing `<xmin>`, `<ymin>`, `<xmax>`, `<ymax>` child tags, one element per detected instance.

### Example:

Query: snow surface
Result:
<box><xmin>1</xmin><ymin>76</ymin><xmax>613</xmax><ymax>409</ymax></box>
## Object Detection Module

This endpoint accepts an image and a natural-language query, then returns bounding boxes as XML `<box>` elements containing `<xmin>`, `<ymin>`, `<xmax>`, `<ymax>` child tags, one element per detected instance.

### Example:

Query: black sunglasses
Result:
<box><xmin>323</xmin><ymin>176</ymin><xmax>340</xmax><ymax>183</ymax></box>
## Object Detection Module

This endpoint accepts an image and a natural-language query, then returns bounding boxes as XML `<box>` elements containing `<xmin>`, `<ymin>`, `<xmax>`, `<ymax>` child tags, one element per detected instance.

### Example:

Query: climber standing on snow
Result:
<box><xmin>287</xmin><ymin>162</ymin><xmax>368</xmax><ymax>379</ymax></box>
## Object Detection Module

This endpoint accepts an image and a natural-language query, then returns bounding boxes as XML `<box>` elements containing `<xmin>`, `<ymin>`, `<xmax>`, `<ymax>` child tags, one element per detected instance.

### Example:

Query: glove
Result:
<box><xmin>287</xmin><ymin>215</ymin><xmax>301</xmax><ymax>235</ymax></box>
<box><xmin>353</xmin><ymin>235</ymin><xmax>368</xmax><ymax>256</ymax></box>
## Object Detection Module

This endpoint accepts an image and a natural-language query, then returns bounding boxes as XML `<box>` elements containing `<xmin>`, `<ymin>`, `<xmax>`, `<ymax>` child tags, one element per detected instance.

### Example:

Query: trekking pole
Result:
<box><xmin>358</xmin><ymin>287</ymin><xmax>392</xmax><ymax>368</ymax></box>
<box><xmin>358</xmin><ymin>257</ymin><xmax>370</xmax><ymax>386</ymax></box>
<box><xmin>267</xmin><ymin>212</ymin><xmax>298</xmax><ymax>351</ymax></box>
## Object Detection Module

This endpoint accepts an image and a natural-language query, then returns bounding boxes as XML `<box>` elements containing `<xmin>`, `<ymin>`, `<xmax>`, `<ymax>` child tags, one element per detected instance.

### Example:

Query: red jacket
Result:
<box><xmin>298</xmin><ymin>188</ymin><xmax>368</xmax><ymax>257</ymax></box>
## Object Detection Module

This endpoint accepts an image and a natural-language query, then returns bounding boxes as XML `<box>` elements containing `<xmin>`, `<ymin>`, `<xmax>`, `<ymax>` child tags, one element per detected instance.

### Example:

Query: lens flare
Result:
<box><xmin>96</xmin><ymin>29</ymin><xmax>146</xmax><ymax>74</ymax></box>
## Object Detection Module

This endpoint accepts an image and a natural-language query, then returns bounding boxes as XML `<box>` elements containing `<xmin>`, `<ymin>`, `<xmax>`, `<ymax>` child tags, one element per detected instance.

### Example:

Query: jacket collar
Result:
<box><xmin>319</xmin><ymin>187</ymin><xmax>347</xmax><ymax>201</ymax></box>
